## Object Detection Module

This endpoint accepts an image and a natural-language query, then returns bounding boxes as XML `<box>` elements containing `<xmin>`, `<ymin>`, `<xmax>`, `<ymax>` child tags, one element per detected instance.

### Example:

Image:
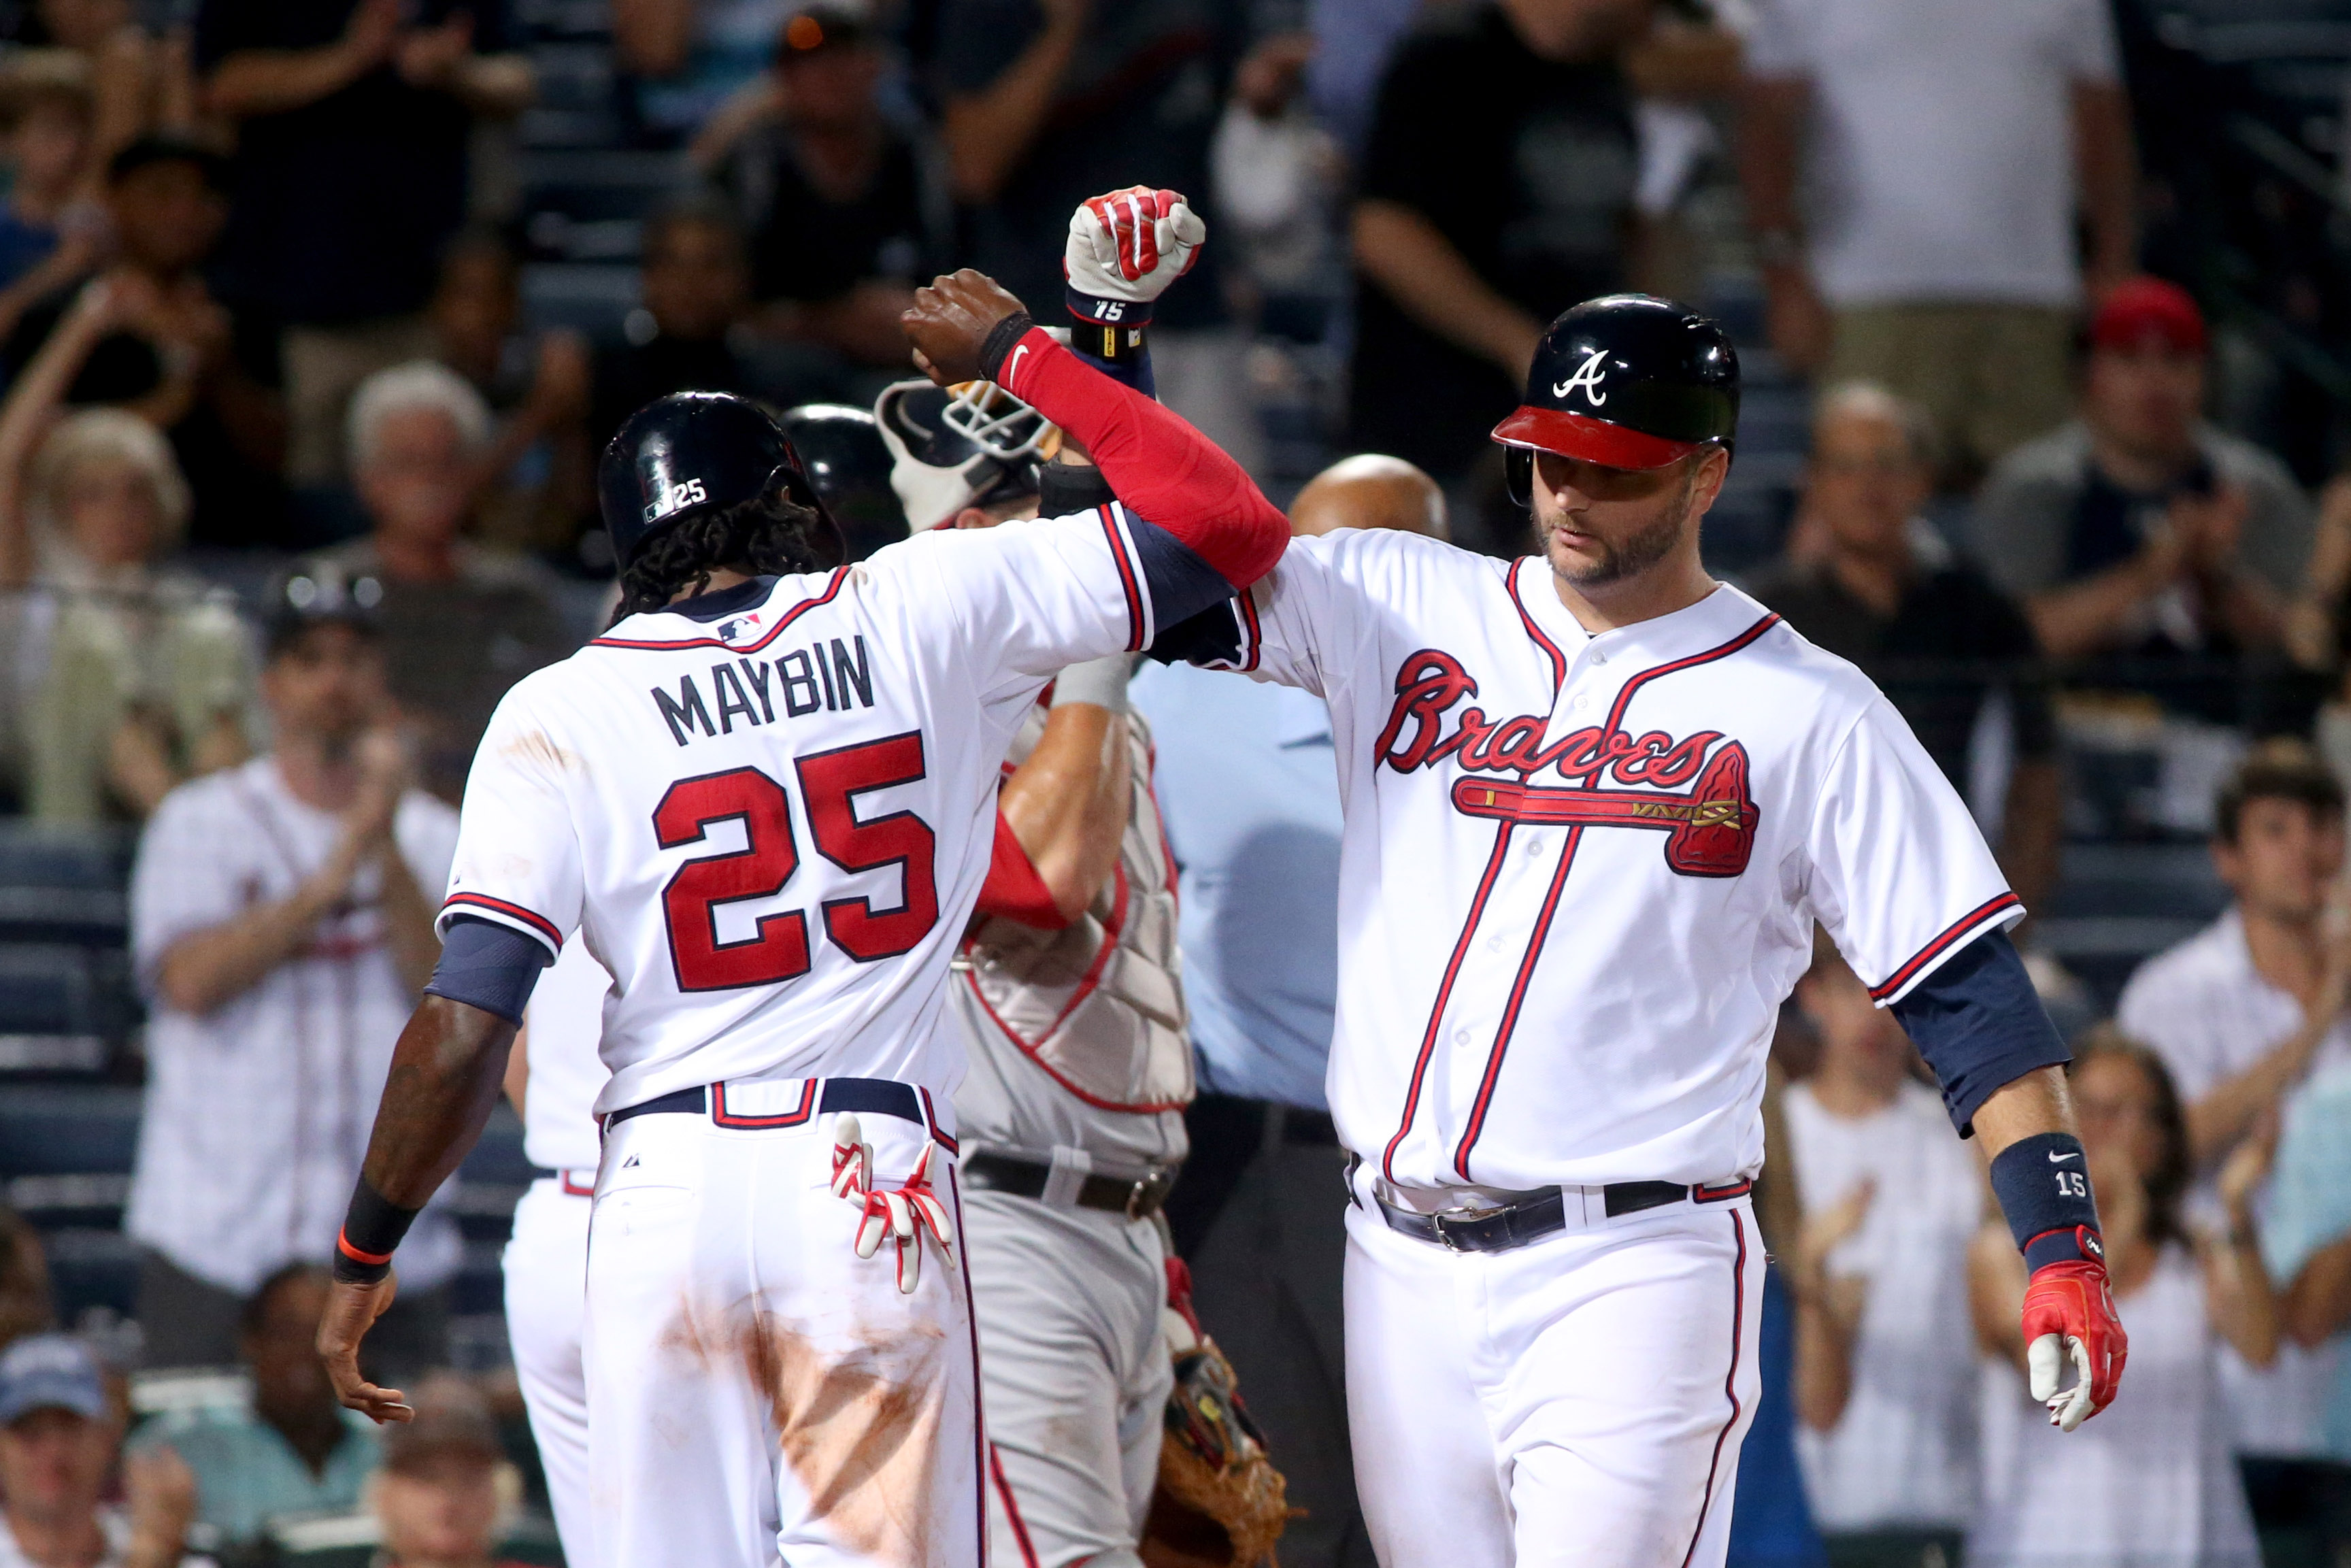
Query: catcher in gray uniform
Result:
<box><xmin>873</xmin><ymin>188</ymin><xmax>1282</xmax><ymax>1568</ymax></box>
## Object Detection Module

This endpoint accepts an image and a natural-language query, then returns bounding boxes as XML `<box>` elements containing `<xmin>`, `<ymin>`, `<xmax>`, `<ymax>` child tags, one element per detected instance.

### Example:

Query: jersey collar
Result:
<box><xmin>1508</xmin><ymin>558</ymin><xmax>1774</xmax><ymax>684</ymax></box>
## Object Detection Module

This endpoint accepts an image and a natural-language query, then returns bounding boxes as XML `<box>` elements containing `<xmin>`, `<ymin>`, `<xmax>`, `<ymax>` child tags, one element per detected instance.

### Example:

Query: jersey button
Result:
<box><xmin>1574</xmin><ymin>695</ymin><xmax>1590</xmax><ymax>710</ymax></box>
<box><xmin>1591</xmin><ymin>650</ymin><xmax>1607</xmax><ymax>665</ymax></box>
<box><xmin>1486</xmin><ymin>934</ymin><xmax>1503</xmax><ymax>952</ymax></box>
<box><xmin>1453</xmin><ymin>1027</ymin><xmax>1473</xmax><ymax>1048</ymax></box>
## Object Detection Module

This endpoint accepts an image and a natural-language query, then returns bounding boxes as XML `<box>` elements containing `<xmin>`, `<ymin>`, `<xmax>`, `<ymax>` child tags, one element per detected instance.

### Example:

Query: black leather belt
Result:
<box><xmin>605</xmin><ymin>1078</ymin><xmax>928</xmax><ymax>1131</ymax></box>
<box><xmin>961</xmin><ymin>1150</ymin><xmax>1178</xmax><ymax>1221</ymax></box>
<box><xmin>1375</xmin><ymin>1178</ymin><xmax>1753</xmax><ymax>1254</ymax></box>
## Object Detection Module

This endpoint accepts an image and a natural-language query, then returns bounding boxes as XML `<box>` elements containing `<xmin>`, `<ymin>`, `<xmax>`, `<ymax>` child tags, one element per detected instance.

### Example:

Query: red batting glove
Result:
<box><xmin>1081</xmin><ymin>186</ymin><xmax>1201</xmax><ymax>282</ymax></box>
<box><xmin>2021</xmin><ymin>1256</ymin><xmax>2127</xmax><ymax>1431</ymax></box>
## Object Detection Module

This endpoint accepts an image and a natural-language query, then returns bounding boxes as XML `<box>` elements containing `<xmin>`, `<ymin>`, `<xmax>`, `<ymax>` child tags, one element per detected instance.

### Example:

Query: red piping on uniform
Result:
<box><xmin>1869</xmin><ymin>893</ymin><xmax>2024</xmax><ymax>1001</ymax></box>
<box><xmin>1507</xmin><ymin>560</ymin><xmax>1567</xmax><ymax>692</ymax></box>
<box><xmin>587</xmin><ymin>567</ymin><xmax>850</xmax><ymax>652</ymax></box>
<box><xmin>1679</xmin><ymin>1209</ymin><xmax>1750</xmax><ymax>1568</ymax></box>
<box><xmin>1234</xmin><ymin>583</ymin><xmax>1264</xmax><ymax>673</ymax></box>
<box><xmin>989</xmin><ymin>1445</ymin><xmax>1043</xmax><ymax>1568</ymax></box>
<box><xmin>1098</xmin><ymin>504</ymin><xmax>1147</xmax><ymax>652</ymax></box>
<box><xmin>1380</xmin><ymin>823</ymin><xmax>1515</xmax><ymax>1184</ymax></box>
<box><xmin>951</xmin><ymin>1166</ymin><xmax>988</xmax><ymax>1567</ymax></box>
<box><xmin>1448</xmin><ymin>612</ymin><xmax>1782</xmax><ymax>1181</ymax></box>
<box><xmin>558</xmin><ymin>1170</ymin><xmax>595</xmax><ymax>1197</ymax></box>
<box><xmin>441</xmin><ymin>893</ymin><xmax>563</xmax><ymax>948</ymax></box>
<box><xmin>708</xmin><ymin>1079</ymin><xmax>819</xmax><ymax>1129</ymax></box>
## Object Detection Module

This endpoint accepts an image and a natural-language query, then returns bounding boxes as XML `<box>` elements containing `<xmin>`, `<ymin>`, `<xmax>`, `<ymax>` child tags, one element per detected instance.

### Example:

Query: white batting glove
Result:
<box><xmin>1065</xmin><ymin>186</ymin><xmax>1206</xmax><ymax>308</ymax></box>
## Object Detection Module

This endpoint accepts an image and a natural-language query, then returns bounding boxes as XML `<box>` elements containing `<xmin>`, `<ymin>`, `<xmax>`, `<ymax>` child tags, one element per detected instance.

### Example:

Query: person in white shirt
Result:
<box><xmin>1782</xmin><ymin>944</ymin><xmax>1984</xmax><ymax>1539</ymax></box>
<box><xmin>126</xmin><ymin>578</ymin><xmax>461</xmax><ymax>1374</ymax></box>
<box><xmin>2117</xmin><ymin>738</ymin><xmax>2351</xmax><ymax>1457</ymax></box>
<box><xmin>1969</xmin><ymin>1033</ymin><xmax>2275</xmax><ymax>1567</ymax></box>
<box><xmin>1737</xmin><ymin>0</ymin><xmax>2138</xmax><ymax>483</ymax></box>
<box><xmin>0</xmin><ymin>1335</ymin><xmax>207</xmax><ymax>1568</ymax></box>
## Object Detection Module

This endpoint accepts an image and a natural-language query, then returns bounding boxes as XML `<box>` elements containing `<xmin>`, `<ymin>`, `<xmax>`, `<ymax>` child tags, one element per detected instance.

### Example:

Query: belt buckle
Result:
<box><xmin>1124</xmin><ymin>1169</ymin><xmax>1166</xmax><ymax>1221</ymax></box>
<box><xmin>1431</xmin><ymin>1202</ymin><xmax>1501</xmax><ymax>1253</ymax></box>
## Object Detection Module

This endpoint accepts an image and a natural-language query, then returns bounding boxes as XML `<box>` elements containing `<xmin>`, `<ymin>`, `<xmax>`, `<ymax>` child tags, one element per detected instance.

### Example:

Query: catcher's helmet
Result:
<box><xmin>1492</xmin><ymin>294</ymin><xmax>1739</xmax><ymax>501</ymax></box>
<box><xmin>781</xmin><ymin>403</ymin><xmax>905</xmax><ymax>561</ymax></box>
<box><xmin>598</xmin><ymin>391</ymin><xmax>841</xmax><ymax>569</ymax></box>
<box><xmin>874</xmin><ymin>378</ymin><xmax>1058</xmax><ymax>531</ymax></box>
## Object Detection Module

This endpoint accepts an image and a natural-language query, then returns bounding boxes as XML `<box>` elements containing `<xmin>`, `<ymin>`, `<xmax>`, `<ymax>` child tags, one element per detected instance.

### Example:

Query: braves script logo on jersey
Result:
<box><xmin>1373</xmin><ymin>650</ymin><xmax>1759</xmax><ymax>876</ymax></box>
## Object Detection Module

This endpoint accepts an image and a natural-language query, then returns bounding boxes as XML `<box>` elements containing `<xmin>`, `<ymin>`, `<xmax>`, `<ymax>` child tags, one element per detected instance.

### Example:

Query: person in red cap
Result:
<box><xmin>1973</xmin><ymin>276</ymin><xmax>2313</xmax><ymax>667</ymax></box>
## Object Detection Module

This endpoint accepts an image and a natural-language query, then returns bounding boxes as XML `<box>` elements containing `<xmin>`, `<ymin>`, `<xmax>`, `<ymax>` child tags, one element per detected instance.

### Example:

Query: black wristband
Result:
<box><xmin>1988</xmin><ymin>1131</ymin><xmax>2105</xmax><ymax>1271</ymax></box>
<box><xmin>333</xmin><ymin>1175</ymin><xmax>419</xmax><ymax>1285</ymax></box>
<box><xmin>1038</xmin><ymin>461</ymin><xmax>1118</xmax><ymax>518</ymax></box>
<box><xmin>977</xmin><ymin>312</ymin><xmax>1037</xmax><ymax>384</ymax></box>
<box><xmin>1065</xmin><ymin>288</ymin><xmax>1152</xmax><ymax>363</ymax></box>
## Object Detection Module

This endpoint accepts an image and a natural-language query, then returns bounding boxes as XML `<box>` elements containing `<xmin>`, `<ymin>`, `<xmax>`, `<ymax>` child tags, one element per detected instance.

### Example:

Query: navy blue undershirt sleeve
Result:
<box><xmin>1888</xmin><ymin>929</ymin><xmax>2071</xmax><ymax>1137</ymax></box>
<box><xmin>1129</xmin><ymin>515</ymin><xmax>1244</xmax><ymax>627</ymax></box>
<box><xmin>424</xmin><ymin>914</ymin><xmax>556</xmax><ymax>1024</ymax></box>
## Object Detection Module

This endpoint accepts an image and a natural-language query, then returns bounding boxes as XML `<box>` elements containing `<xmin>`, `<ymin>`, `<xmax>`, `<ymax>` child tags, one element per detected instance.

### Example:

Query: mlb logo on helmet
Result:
<box><xmin>642</xmin><ymin>476</ymin><xmax>709</xmax><ymax>524</ymax></box>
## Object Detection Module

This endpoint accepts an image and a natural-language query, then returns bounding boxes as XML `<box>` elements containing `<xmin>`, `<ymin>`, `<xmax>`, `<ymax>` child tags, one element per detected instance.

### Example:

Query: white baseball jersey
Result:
<box><xmin>1207</xmin><ymin>532</ymin><xmax>2019</xmax><ymax>1192</ymax></box>
<box><xmin>520</xmin><ymin>935</ymin><xmax>610</xmax><ymax>1172</ymax></box>
<box><xmin>439</xmin><ymin>507</ymin><xmax>1167</xmax><ymax>1117</ymax></box>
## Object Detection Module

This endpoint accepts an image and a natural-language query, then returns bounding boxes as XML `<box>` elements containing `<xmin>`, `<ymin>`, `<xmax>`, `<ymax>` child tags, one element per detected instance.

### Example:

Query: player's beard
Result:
<box><xmin>1546</xmin><ymin>463</ymin><xmax>1701</xmax><ymax>588</ymax></box>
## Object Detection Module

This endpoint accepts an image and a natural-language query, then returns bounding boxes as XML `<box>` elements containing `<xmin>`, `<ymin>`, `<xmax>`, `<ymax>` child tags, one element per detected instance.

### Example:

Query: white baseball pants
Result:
<box><xmin>963</xmin><ymin>1188</ymin><xmax>1171</xmax><ymax>1568</ymax></box>
<box><xmin>585</xmin><ymin>1103</ymin><xmax>981</xmax><ymax>1568</ymax></box>
<box><xmin>1342</xmin><ymin>1189</ymin><xmax>1764</xmax><ymax>1568</ymax></box>
<box><xmin>504</xmin><ymin>1173</ymin><xmax>595</xmax><ymax>1568</ymax></box>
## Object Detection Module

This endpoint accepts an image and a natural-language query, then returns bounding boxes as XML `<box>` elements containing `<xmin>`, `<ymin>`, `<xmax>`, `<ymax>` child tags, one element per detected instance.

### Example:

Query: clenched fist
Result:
<box><xmin>901</xmin><ymin>270</ymin><xmax>1031</xmax><ymax>388</ymax></box>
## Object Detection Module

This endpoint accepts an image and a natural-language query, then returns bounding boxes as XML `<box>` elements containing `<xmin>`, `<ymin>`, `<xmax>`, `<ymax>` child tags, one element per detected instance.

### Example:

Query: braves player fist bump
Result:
<box><xmin>902</xmin><ymin>269</ymin><xmax>1029</xmax><ymax>386</ymax></box>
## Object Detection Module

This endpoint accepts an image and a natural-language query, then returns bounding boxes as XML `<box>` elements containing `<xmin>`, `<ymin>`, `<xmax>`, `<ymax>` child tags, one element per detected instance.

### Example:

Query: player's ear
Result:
<box><xmin>950</xmin><ymin>507</ymin><xmax>993</xmax><ymax>531</ymax></box>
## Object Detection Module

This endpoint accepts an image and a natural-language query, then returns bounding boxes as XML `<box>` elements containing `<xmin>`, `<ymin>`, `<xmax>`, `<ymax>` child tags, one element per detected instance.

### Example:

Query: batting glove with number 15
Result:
<box><xmin>1065</xmin><ymin>186</ymin><xmax>1205</xmax><ymax>314</ymax></box>
<box><xmin>2021</xmin><ymin>1246</ymin><xmax>2127</xmax><ymax>1431</ymax></box>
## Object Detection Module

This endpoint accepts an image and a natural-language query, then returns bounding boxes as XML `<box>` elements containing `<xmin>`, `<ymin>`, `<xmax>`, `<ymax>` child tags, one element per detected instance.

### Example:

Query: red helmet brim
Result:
<box><xmin>1490</xmin><ymin>406</ymin><xmax>1700</xmax><ymax>471</ymax></box>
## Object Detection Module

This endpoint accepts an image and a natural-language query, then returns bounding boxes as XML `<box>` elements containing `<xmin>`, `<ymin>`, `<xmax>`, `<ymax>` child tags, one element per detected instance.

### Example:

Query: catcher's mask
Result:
<box><xmin>874</xmin><ymin>378</ymin><xmax>1061</xmax><ymax>531</ymax></box>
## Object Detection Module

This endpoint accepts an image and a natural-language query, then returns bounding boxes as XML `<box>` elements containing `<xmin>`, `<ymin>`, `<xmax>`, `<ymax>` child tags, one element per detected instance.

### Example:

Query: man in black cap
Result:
<box><xmin>1155</xmin><ymin>293</ymin><xmax>2125</xmax><ymax>1568</ymax></box>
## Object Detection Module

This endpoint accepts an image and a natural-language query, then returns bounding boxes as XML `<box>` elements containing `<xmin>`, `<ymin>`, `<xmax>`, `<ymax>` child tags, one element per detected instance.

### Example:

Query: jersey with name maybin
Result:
<box><xmin>438</xmin><ymin>506</ymin><xmax>1180</xmax><ymax>1120</ymax></box>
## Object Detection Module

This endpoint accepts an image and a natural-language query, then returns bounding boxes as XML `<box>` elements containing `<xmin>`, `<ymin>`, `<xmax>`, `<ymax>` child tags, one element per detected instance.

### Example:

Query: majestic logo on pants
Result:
<box><xmin>1374</xmin><ymin>649</ymin><xmax>1759</xmax><ymax>876</ymax></box>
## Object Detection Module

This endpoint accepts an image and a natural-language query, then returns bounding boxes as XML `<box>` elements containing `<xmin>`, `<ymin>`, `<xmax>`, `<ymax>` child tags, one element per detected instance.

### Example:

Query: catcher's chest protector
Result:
<box><xmin>961</xmin><ymin>704</ymin><xmax>1193</xmax><ymax>1114</ymax></box>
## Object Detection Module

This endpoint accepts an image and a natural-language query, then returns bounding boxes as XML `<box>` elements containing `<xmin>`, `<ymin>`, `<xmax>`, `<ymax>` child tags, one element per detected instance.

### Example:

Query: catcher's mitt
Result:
<box><xmin>1141</xmin><ymin>1338</ymin><xmax>1291</xmax><ymax>1568</ymax></box>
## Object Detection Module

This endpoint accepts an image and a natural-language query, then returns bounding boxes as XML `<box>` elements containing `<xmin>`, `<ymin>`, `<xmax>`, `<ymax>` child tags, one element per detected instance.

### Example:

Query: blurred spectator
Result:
<box><xmin>1973</xmin><ymin>280</ymin><xmax>2310</xmax><ymax>665</ymax></box>
<box><xmin>711</xmin><ymin>6</ymin><xmax>949</xmax><ymax>373</ymax></box>
<box><xmin>2116</xmin><ymin>739</ymin><xmax>2350</xmax><ymax>1460</ymax></box>
<box><xmin>126</xmin><ymin>586</ymin><xmax>461</xmax><ymax>1374</ymax></box>
<box><xmin>427</xmin><ymin>228</ymin><xmax>590</xmax><ymax>558</ymax></box>
<box><xmin>0</xmin><ymin>1207</ymin><xmax>54</xmax><ymax>1352</ymax></box>
<box><xmin>2259</xmin><ymin>1060</ymin><xmax>2351</xmax><ymax>1456</ymax></box>
<box><xmin>370</xmin><ymin>1379</ymin><xmax>524</xmax><ymax>1568</ymax></box>
<box><xmin>935</xmin><ymin>0</ymin><xmax>1274</xmax><ymax>472</ymax></box>
<box><xmin>614</xmin><ymin>0</ymin><xmax>790</xmax><ymax>147</ymax></box>
<box><xmin>587</xmin><ymin>197</ymin><xmax>840</xmax><ymax>457</ymax></box>
<box><xmin>129</xmin><ymin>1265</ymin><xmax>382</xmax><ymax>1550</ymax></box>
<box><xmin>0</xmin><ymin>279</ymin><xmax>256</xmax><ymax>822</ymax></box>
<box><xmin>1779</xmin><ymin>944</ymin><xmax>1982</xmax><ymax>1545</ymax></box>
<box><xmin>0</xmin><ymin>56</ymin><xmax>101</xmax><ymax>341</ymax></box>
<box><xmin>1348</xmin><ymin>0</ymin><xmax>1650</xmax><ymax>538</ymax></box>
<box><xmin>3</xmin><ymin>136</ymin><xmax>286</xmax><ymax>550</ymax></box>
<box><xmin>1210</xmin><ymin>32</ymin><xmax>1340</xmax><ymax>311</ymax></box>
<box><xmin>314</xmin><ymin>363</ymin><xmax>573</xmax><ymax>801</ymax></box>
<box><xmin>1746</xmin><ymin>384</ymin><xmax>2060</xmax><ymax>914</ymax></box>
<box><xmin>1133</xmin><ymin>454</ymin><xmax>1448</xmax><ymax>1568</ymax></box>
<box><xmin>1967</xmin><ymin>1033</ymin><xmax>2273</xmax><ymax>1567</ymax></box>
<box><xmin>197</xmin><ymin>0</ymin><xmax>533</xmax><ymax>488</ymax></box>
<box><xmin>1738</xmin><ymin>0</ymin><xmax>2135</xmax><ymax>485</ymax></box>
<box><xmin>0</xmin><ymin>1333</ymin><xmax>205</xmax><ymax>1568</ymax></box>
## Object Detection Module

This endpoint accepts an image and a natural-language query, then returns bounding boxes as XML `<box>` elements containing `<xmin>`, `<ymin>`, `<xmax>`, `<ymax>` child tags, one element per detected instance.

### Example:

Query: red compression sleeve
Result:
<box><xmin>995</xmin><ymin>326</ymin><xmax>1288</xmax><ymax>588</ymax></box>
<box><xmin>976</xmin><ymin>808</ymin><xmax>1069</xmax><ymax>929</ymax></box>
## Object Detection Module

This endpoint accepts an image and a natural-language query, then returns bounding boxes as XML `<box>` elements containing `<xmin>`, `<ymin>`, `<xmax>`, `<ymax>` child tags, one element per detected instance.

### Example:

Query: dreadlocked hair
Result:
<box><xmin>613</xmin><ymin>488</ymin><xmax>837</xmax><ymax>624</ymax></box>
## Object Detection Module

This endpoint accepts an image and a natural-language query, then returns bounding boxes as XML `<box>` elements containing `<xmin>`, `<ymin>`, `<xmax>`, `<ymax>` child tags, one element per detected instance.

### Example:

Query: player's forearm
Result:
<box><xmin>357</xmin><ymin>996</ymin><xmax>518</xmax><ymax>1210</ymax></box>
<box><xmin>1970</xmin><ymin>1065</ymin><xmax>2078</xmax><ymax>1158</ymax></box>
<box><xmin>999</xmin><ymin>703</ymin><xmax>1131</xmax><ymax>924</ymax></box>
<box><xmin>1350</xmin><ymin>200</ymin><xmax>1544</xmax><ymax>379</ymax></box>
<box><xmin>502</xmin><ymin>1022</ymin><xmax>530</xmax><ymax>1119</ymax></box>
<box><xmin>986</xmin><ymin>324</ymin><xmax>1287</xmax><ymax>588</ymax></box>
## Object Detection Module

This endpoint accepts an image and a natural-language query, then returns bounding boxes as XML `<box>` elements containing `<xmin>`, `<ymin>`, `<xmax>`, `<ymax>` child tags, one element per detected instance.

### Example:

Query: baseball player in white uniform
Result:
<box><xmin>499</xmin><ymin>935</ymin><xmax>612</xmax><ymax>1568</ymax></box>
<box><xmin>1154</xmin><ymin>295</ymin><xmax>2131</xmax><ymax>1568</ymax></box>
<box><xmin>312</xmin><ymin>254</ymin><xmax>1288</xmax><ymax>1568</ymax></box>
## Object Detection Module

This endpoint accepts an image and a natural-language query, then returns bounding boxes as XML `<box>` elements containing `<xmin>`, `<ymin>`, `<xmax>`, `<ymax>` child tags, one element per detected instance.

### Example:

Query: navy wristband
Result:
<box><xmin>333</xmin><ymin>1176</ymin><xmax>418</xmax><ymax>1284</ymax></box>
<box><xmin>1065</xmin><ymin>286</ymin><xmax>1153</xmax><ymax>334</ymax></box>
<box><xmin>1988</xmin><ymin>1131</ymin><xmax>2105</xmax><ymax>1271</ymax></box>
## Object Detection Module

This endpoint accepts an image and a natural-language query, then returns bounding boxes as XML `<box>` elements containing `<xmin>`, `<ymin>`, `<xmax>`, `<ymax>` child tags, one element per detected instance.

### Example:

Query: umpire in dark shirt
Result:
<box><xmin>1747</xmin><ymin>384</ymin><xmax>2063</xmax><ymax>915</ymax></box>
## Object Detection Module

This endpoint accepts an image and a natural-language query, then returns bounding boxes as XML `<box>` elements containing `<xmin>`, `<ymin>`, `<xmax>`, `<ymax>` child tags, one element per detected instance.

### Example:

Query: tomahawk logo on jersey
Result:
<box><xmin>1174</xmin><ymin>530</ymin><xmax>2020</xmax><ymax>1194</ymax></box>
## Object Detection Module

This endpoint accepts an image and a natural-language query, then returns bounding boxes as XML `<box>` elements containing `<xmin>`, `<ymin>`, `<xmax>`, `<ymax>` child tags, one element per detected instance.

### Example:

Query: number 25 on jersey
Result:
<box><xmin>654</xmin><ymin>732</ymin><xmax>939</xmax><ymax>991</ymax></box>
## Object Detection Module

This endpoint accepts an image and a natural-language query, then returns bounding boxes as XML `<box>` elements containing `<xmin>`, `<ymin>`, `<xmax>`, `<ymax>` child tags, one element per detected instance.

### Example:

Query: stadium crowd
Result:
<box><xmin>0</xmin><ymin>0</ymin><xmax>2347</xmax><ymax>1563</ymax></box>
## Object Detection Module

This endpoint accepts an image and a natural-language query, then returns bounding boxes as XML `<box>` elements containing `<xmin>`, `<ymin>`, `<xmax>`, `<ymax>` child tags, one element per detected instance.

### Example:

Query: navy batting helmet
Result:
<box><xmin>1493</xmin><ymin>295</ymin><xmax>1739</xmax><ymax>502</ymax></box>
<box><xmin>597</xmin><ymin>391</ymin><xmax>842</xmax><ymax>569</ymax></box>
<box><xmin>780</xmin><ymin>403</ymin><xmax>905</xmax><ymax>561</ymax></box>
